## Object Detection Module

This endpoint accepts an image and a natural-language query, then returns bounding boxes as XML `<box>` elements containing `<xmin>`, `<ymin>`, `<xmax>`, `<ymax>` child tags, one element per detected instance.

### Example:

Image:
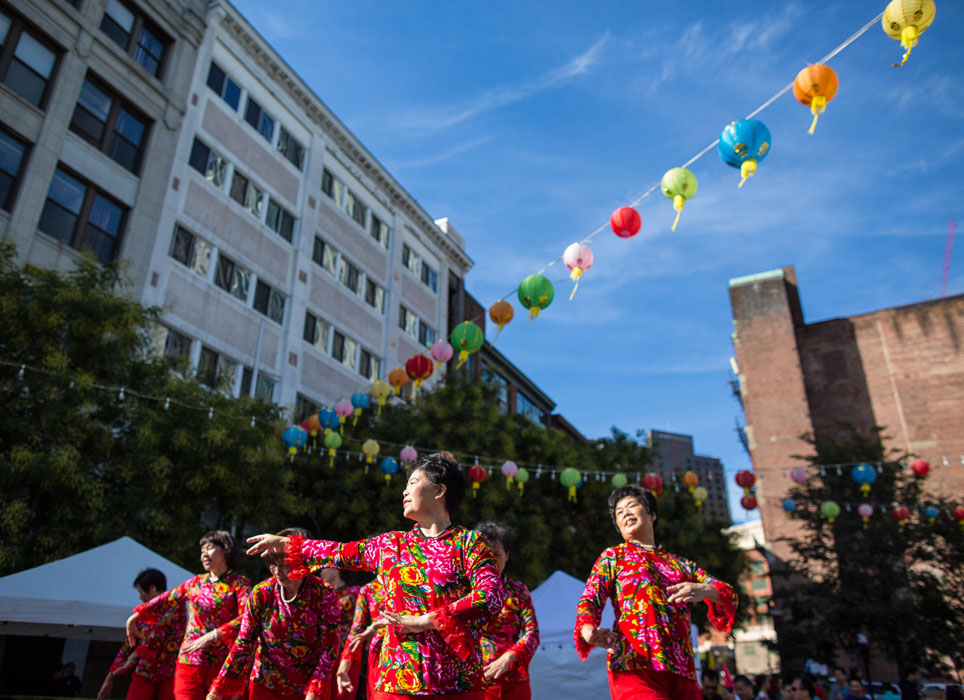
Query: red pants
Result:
<box><xmin>484</xmin><ymin>680</ymin><xmax>531</xmax><ymax>700</ymax></box>
<box><xmin>366</xmin><ymin>647</ymin><xmax>380</xmax><ymax>698</ymax></box>
<box><xmin>249</xmin><ymin>683</ymin><xmax>303</xmax><ymax>700</ymax></box>
<box><xmin>608</xmin><ymin>669</ymin><xmax>703</xmax><ymax>700</ymax></box>
<box><xmin>127</xmin><ymin>673</ymin><xmax>175</xmax><ymax>700</ymax></box>
<box><xmin>173</xmin><ymin>663</ymin><xmax>219</xmax><ymax>700</ymax></box>
<box><xmin>373</xmin><ymin>692</ymin><xmax>484</xmax><ymax>700</ymax></box>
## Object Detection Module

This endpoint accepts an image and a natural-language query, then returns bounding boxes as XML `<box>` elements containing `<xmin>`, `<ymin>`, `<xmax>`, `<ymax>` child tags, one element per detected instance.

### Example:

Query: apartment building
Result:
<box><xmin>647</xmin><ymin>429</ymin><xmax>731</xmax><ymax>523</ymax></box>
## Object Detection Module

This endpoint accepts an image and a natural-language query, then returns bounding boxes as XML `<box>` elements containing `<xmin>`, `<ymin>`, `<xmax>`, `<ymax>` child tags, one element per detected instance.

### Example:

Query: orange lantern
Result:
<box><xmin>489</xmin><ymin>300</ymin><xmax>514</xmax><ymax>341</ymax></box>
<box><xmin>793</xmin><ymin>65</ymin><xmax>838</xmax><ymax>135</ymax></box>
<box><xmin>405</xmin><ymin>354</ymin><xmax>434</xmax><ymax>394</ymax></box>
<box><xmin>388</xmin><ymin>367</ymin><xmax>409</xmax><ymax>395</ymax></box>
<box><xmin>682</xmin><ymin>471</ymin><xmax>699</xmax><ymax>493</ymax></box>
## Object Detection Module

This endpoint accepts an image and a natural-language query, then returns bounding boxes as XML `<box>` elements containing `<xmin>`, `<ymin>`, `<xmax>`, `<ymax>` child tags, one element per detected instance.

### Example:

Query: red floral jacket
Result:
<box><xmin>333</xmin><ymin>584</ymin><xmax>362</xmax><ymax>649</ymax></box>
<box><xmin>480</xmin><ymin>576</ymin><xmax>540</xmax><ymax>685</ymax></box>
<box><xmin>339</xmin><ymin>579</ymin><xmax>386</xmax><ymax>667</ymax></box>
<box><xmin>574</xmin><ymin>542</ymin><xmax>736</xmax><ymax>681</ymax></box>
<box><xmin>110</xmin><ymin>613</ymin><xmax>186</xmax><ymax>681</ymax></box>
<box><xmin>135</xmin><ymin>571</ymin><xmax>251</xmax><ymax>667</ymax></box>
<box><xmin>287</xmin><ymin>526</ymin><xmax>504</xmax><ymax>695</ymax></box>
<box><xmin>207</xmin><ymin>575</ymin><xmax>342</xmax><ymax>698</ymax></box>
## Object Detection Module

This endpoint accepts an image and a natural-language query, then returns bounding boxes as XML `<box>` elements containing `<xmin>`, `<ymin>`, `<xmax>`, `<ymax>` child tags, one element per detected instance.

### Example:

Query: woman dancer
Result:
<box><xmin>318</xmin><ymin>567</ymin><xmax>362</xmax><ymax>700</ymax></box>
<box><xmin>127</xmin><ymin>531</ymin><xmax>251</xmax><ymax>700</ymax></box>
<box><xmin>207</xmin><ymin>528</ymin><xmax>342</xmax><ymax>700</ymax></box>
<box><xmin>247</xmin><ymin>453</ymin><xmax>504</xmax><ymax>700</ymax></box>
<box><xmin>335</xmin><ymin>577</ymin><xmax>387</xmax><ymax>698</ymax></box>
<box><xmin>575</xmin><ymin>484</ymin><xmax>737</xmax><ymax>700</ymax></box>
<box><xmin>475</xmin><ymin>521</ymin><xmax>539</xmax><ymax>700</ymax></box>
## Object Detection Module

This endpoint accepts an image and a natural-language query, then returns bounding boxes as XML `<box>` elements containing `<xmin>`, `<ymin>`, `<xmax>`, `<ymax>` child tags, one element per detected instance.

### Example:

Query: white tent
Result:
<box><xmin>528</xmin><ymin>570</ymin><xmax>614</xmax><ymax>699</ymax></box>
<box><xmin>0</xmin><ymin>536</ymin><xmax>194</xmax><ymax>642</ymax></box>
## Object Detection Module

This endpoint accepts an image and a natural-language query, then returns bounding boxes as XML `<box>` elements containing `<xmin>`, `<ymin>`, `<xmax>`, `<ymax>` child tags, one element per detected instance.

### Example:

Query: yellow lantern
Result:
<box><xmin>371</xmin><ymin>380</ymin><xmax>391</xmax><ymax>413</ymax></box>
<box><xmin>882</xmin><ymin>0</ymin><xmax>936</xmax><ymax>66</ymax></box>
<box><xmin>361</xmin><ymin>439</ymin><xmax>380</xmax><ymax>473</ymax></box>
<box><xmin>692</xmin><ymin>486</ymin><xmax>708</xmax><ymax>509</ymax></box>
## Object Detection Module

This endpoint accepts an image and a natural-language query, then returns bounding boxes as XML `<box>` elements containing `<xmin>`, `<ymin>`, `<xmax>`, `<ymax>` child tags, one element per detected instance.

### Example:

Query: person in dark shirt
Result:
<box><xmin>901</xmin><ymin>666</ymin><xmax>922</xmax><ymax>700</ymax></box>
<box><xmin>703</xmin><ymin>670</ymin><xmax>723</xmax><ymax>700</ymax></box>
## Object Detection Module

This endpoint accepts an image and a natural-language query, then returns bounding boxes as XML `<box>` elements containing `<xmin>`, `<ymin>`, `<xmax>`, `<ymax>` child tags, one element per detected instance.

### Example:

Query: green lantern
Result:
<box><xmin>611</xmin><ymin>473</ymin><xmax>628</xmax><ymax>488</ymax></box>
<box><xmin>660</xmin><ymin>167</ymin><xmax>698</xmax><ymax>232</ymax></box>
<box><xmin>560</xmin><ymin>467</ymin><xmax>581</xmax><ymax>502</ymax></box>
<box><xmin>324</xmin><ymin>431</ymin><xmax>342</xmax><ymax>468</ymax></box>
<box><xmin>449</xmin><ymin>321</ymin><xmax>484</xmax><ymax>369</ymax></box>
<box><xmin>820</xmin><ymin>500</ymin><xmax>841</xmax><ymax>524</ymax></box>
<box><xmin>515</xmin><ymin>467</ymin><xmax>530</xmax><ymax>495</ymax></box>
<box><xmin>518</xmin><ymin>274</ymin><xmax>554</xmax><ymax>322</ymax></box>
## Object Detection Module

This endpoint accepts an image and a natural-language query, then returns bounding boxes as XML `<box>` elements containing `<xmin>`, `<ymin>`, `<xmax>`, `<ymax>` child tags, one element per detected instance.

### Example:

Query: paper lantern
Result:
<box><xmin>719</xmin><ymin>119</ymin><xmax>771</xmax><ymax>187</ymax></box>
<box><xmin>323</xmin><ymin>431</ymin><xmax>342</xmax><ymax>468</ymax></box>
<box><xmin>380</xmin><ymin>457</ymin><xmax>399</xmax><ymax>484</ymax></box>
<box><xmin>820</xmin><ymin>500</ymin><xmax>841</xmax><ymax>524</ymax></box>
<box><xmin>692</xmin><ymin>486</ymin><xmax>708</xmax><ymax>508</ymax></box>
<box><xmin>501</xmin><ymin>461</ymin><xmax>519</xmax><ymax>489</ymax></box>
<box><xmin>489</xmin><ymin>300</ymin><xmax>514</xmax><ymax>341</ymax></box>
<box><xmin>782</xmin><ymin>498</ymin><xmax>796</xmax><ymax>514</ymax></box>
<box><xmin>282</xmin><ymin>425</ymin><xmax>307</xmax><ymax>461</ymax></box>
<box><xmin>660</xmin><ymin>167</ymin><xmax>697</xmax><ymax>231</ymax></box>
<box><xmin>449</xmin><ymin>321</ymin><xmax>484</xmax><ymax>369</ymax></box>
<box><xmin>882</xmin><ymin>0</ymin><xmax>936</xmax><ymax>66</ymax></box>
<box><xmin>851</xmin><ymin>463</ymin><xmax>877</xmax><ymax>495</ymax></box>
<box><xmin>641</xmin><ymin>472</ymin><xmax>664</xmax><ymax>498</ymax></box>
<box><xmin>891</xmin><ymin>505</ymin><xmax>911</xmax><ymax>530</ymax></box>
<box><xmin>790</xmin><ymin>467</ymin><xmax>808</xmax><ymax>486</ymax></box>
<box><xmin>858</xmin><ymin>503</ymin><xmax>874</xmax><ymax>528</ymax></box>
<box><xmin>405</xmin><ymin>354</ymin><xmax>434</xmax><ymax>397</ymax></box>
<box><xmin>560</xmin><ymin>468</ymin><xmax>581</xmax><ymax>503</ymax></box>
<box><xmin>735</xmin><ymin>469</ymin><xmax>755</xmax><ymax>496</ymax></box>
<box><xmin>400</xmin><ymin>445</ymin><xmax>418</xmax><ymax>465</ymax></box>
<box><xmin>611</xmin><ymin>473</ymin><xmax>628</xmax><ymax>488</ymax></box>
<box><xmin>741</xmin><ymin>495</ymin><xmax>758</xmax><ymax>511</ymax></box>
<box><xmin>924</xmin><ymin>505</ymin><xmax>939</xmax><ymax>524</ymax></box>
<box><xmin>793</xmin><ymin>65</ymin><xmax>838</xmax><ymax>134</ymax></box>
<box><xmin>610</xmin><ymin>206</ymin><xmax>641</xmax><ymax>238</ymax></box>
<box><xmin>515</xmin><ymin>467</ymin><xmax>530</xmax><ymax>495</ymax></box>
<box><xmin>388</xmin><ymin>367</ymin><xmax>409</xmax><ymax>395</ymax></box>
<box><xmin>430</xmin><ymin>340</ymin><xmax>454</xmax><ymax>369</ymax></box>
<box><xmin>517</xmin><ymin>274</ymin><xmax>554</xmax><ymax>322</ymax></box>
<box><xmin>468</xmin><ymin>464</ymin><xmax>488</xmax><ymax>498</ymax></box>
<box><xmin>319</xmin><ymin>408</ymin><xmax>339</xmax><ymax>433</ymax></box>
<box><xmin>371</xmin><ymin>380</ymin><xmax>391</xmax><ymax>414</ymax></box>
<box><xmin>306</xmin><ymin>414</ymin><xmax>322</xmax><ymax>448</ymax></box>
<box><xmin>953</xmin><ymin>505</ymin><xmax>964</xmax><ymax>531</ymax></box>
<box><xmin>911</xmin><ymin>459</ymin><xmax>930</xmax><ymax>477</ymax></box>
<box><xmin>563</xmin><ymin>243</ymin><xmax>594</xmax><ymax>300</ymax></box>
<box><xmin>361</xmin><ymin>439</ymin><xmax>380</xmax><ymax>473</ymax></box>
<box><xmin>682</xmin><ymin>471</ymin><xmax>699</xmax><ymax>492</ymax></box>
<box><xmin>335</xmin><ymin>399</ymin><xmax>353</xmax><ymax>433</ymax></box>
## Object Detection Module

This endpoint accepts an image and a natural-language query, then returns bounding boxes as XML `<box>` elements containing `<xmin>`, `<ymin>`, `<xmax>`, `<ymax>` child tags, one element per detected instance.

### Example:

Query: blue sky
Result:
<box><xmin>231</xmin><ymin>0</ymin><xmax>964</xmax><ymax>523</ymax></box>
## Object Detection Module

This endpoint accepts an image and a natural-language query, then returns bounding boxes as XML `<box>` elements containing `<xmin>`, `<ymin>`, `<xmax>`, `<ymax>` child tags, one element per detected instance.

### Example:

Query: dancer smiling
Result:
<box><xmin>247</xmin><ymin>453</ymin><xmax>504</xmax><ymax>700</ymax></box>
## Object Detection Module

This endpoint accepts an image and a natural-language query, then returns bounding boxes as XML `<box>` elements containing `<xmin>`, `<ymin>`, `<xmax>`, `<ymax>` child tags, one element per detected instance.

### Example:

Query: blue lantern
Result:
<box><xmin>782</xmin><ymin>498</ymin><xmax>796</xmax><ymax>513</ymax></box>
<box><xmin>282</xmin><ymin>425</ymin><xmax>307</xmax><ymax>462</ymax></box>
<box><xmin>718</xmin><ymin>118</ymin><xmax>771</xmax><ymax>187</ymax></box>
<box><xmin>319</xmin><ymin>407</ymin><xmax>339</xmax><ymax>433</ymax></box>
<box><xmin>851</xmin><ymin>463</ymin><xmax>877</xmax><ymax>496</ymax></box>
<box><xmin>924</xmin><ymin>505</ymin><xmax>939</xmax><ymax>524</ymax></box>
<box><xmin>380</xmin><ymin>457</ymin><xmax>399</xmax><ymax>484</ymax></box>
<box><xmin>350</xmin><ymin>392</ymin><xmax>370</xmax><ymax>426</ymax></box>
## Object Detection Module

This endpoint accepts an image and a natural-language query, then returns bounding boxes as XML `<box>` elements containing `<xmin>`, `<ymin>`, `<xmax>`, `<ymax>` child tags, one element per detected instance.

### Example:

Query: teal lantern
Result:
<box><xmin>718</xmin><ymin>118</ymin><xmax>771</xmax><ymax>187</ymax></box>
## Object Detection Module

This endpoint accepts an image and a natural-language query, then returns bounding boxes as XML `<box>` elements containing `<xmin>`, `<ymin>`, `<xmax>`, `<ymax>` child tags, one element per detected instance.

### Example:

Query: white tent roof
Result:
<box><xmin>0</xmin><ymin>536</ymin><xmax>194</xmax><ymax>641</ymax></box>
<box><xmin>530</xmin><ymin>569</ymin><xmax>614</xmax><ymax>645</ymax></box>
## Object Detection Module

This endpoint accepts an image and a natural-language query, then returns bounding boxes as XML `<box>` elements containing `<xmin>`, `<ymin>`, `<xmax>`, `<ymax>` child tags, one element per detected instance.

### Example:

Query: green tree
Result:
<box><xmin>773</xmin><ymin>427</ymin><xmax>964</xmax><ymax>678</ymax></box>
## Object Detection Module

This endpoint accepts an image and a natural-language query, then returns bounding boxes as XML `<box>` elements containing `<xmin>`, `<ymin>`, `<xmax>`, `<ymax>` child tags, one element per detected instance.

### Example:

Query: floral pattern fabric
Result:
<box><xmin>207</xmin><ymin>575</ymin><xmax>342</xmax><ymax>698</ymax></box>
<box><xmin>110</xmin><ymin>614</ymin><xmax>186</xmax><ymax>681</ymax></box>
<box><xmin>574</xmin><ymin>542</ymin><xmax>736</xmax><ymax>681</ymax></box>
<box><xmin>287</xmin><ymin>525</ymin><xmax>504</xmax><ymax>695</ymax></box>
<box><xmin>135</xmin><ymin>571</ymin><xmax>251</xmax><ymax>667</ymax></box>
<box><xmin>334</xmin><ymin>584</ymin><xmax>362</xmax><ymax>648</ymax></box>
<box><xmin>480</xmin><ymin>576</ymin><xmax>540</xmax><ymax>684</ymax></box>
<box><xmin>339</xmin><ymin>579</ymin><xmax>387</xmax><ymax>667</ymax></box>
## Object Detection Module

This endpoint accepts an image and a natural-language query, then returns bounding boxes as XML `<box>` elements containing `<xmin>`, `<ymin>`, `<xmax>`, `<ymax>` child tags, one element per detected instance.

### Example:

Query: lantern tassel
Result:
<box><xmin>568</xmin><ymin>486</ymin><xmax>577</xmax><ymax>503</ymax></box>
<box><xmin>738</xmin><ymin>159</ymin><xmax>757</xmax><ymax>188</ymax></box>
<box><xmin>506</xmin><ymin>476</ymin><xmax>513</xmax><ymax>491</ymax></box>
<box><xmin>472</xmin><ymin>482</ymin><xmax>480</xmax><ymax>499</ymax></box>
<box><xmin>895</xmin><ymin>26</ymin><xmax>918</xmax><ymax>67</ymax></box>
<box><xmin>671</xmin><ymin>195</ymin><xmax>685</xmax><ymax>232</ymax></box>
<box><xmin>377</xmin><ymin>400</ymin><xmax>384</xmax><ymax>415</ymax></box>
<box><xmin>569</xmin><ymin>268</ymin><xmax>583</xmax><ymax>301</ymax></box>
<box><xmin>526</xmin><ymin>307</ymin><xmax>541</xmax><ymax>325</ymax></box>
<box><xmin>353</xmin><ymin>409</ymin><xmax>361</xmax><ymax>426</ymax></box>
<box><xmin>455</xmin><ymin>349</ymin><xmax>469</xmax><ymax>369</ymax></box>
<box><xmin>329</xmin><ymin>451</ymin><xmax>335</xmax><ymax>468</ymax></box>
<box><xmin>518</xmin><ymin>482</ymin><xmax>525</xmax><ymax>496</ymax></box>
<box><xmin>492</xmin><ymin>324</ymin><xmax>506</xmax><ymax>342</ymax></box>
<box><xmin>808</xmin><ymin>95</ymin><xmax>827</xmax><ymax>134</ymax></box>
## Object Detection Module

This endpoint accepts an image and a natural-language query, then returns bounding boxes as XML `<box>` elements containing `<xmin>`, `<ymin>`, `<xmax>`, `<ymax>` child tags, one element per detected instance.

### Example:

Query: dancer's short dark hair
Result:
<box><xmin>795</xmin><ymin>676</ymin><xmax>816</xmax><ymax>698</ymax></box>
<box><xmin>702</xmin><ymin>669</ymin><xmax>720</xmax><ymax>683</ymax></box>
<box><xmin>199</xmin><ymin>530</ymin><xmax>241</xmax><ymax>569</ymax></box>
<box><xmin>608</xmin><ymin>484</ymin><xmax>658</xmax><ymax>530</ymax></box>
<box><xmin>476</xmin><ymin>520</ymin><xmax>513</xmax><ymax>553</ymax></box>
<box><xmin>133</xmin><ymin>568</ymin><xmax>166</xmax><ymax>593</ymax></box>
<box><xmin>410</xmin><ymin>452</ymin><xmax>466</xmax><ymax>512</ymax></box>
<box><xmin>734</xmin><ymin>675</ymin><xmax>752</xmax><ymax>687</ymax></box>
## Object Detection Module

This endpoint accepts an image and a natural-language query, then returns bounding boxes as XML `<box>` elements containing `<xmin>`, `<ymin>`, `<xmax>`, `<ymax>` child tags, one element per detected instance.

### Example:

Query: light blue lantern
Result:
<box><xmin>380</xmin><ymin>457</ymin><xmax>399</xmax><ymax>484</ymax></box>
<box><xmin>924</xmin><ymin>505</ymin><xmax>939</xmax><ymax>524</ymax></box>
<box><xmin>718</xmin><ymin>118</ymin><xmax>771</xmax><ymax>187</ymax></box>
<box><xmin>282</xmin><ymin>425</ymin><xmax>307</xmax><ymax>461</ymax></box>
<box><xmin>782</xmin><ymin>498</ymin><xmax>796</xmax><ymax>513</ymax></box>
<box><xmin>319</xmin><ymin>407</ymin><xmax>339</xmax><ymax>433</ymax></box>
<box><xmin>350</xmin><ymin>392</ymin><xmax>370</xmax><ymax>426</ymax></box>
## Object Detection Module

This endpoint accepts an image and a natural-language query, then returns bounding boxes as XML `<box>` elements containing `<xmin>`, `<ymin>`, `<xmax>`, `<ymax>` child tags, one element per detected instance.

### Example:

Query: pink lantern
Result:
<box><xmin>563</xmin><ymin>242</ymin><xmax>594</xmax><ymax>300</ymax></box>
<box><xmin>501</xmin><ymin>460</ymin><xmax>519</xmax><ymax>490</ymax></box>
<box><xmin>858</xmin><ymin>503</ymin><xmax>874</xmax><ymax>528</ymax></box>
<box><xmin>335</xmin><ymin>399</ymin><xmax>354</xmax><ymax>433</ymax></box>
<box><xmin>790</xmin><ymin>468</ymin><xmax>808</xmax><ymax>486</ymax></box>
<box><xmin>400</xmin><ymin>445</ymin><xmax>418</xmax><ymax>465</ymax></box>
<box><xmin>430</xmin><ymin>340</ymin><xmax>454</xmax><ymax>369</ymax></box>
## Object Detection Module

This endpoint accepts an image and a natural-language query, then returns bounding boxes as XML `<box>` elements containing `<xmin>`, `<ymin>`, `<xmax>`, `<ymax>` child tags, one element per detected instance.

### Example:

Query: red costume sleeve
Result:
<box><xmin>109</xmin><ymin>640</ymin><xmax>133</xmax><ymax>675</ymax></box>
<box><xmin>207</xmin><ymin>584</ymin><xmax>265</xmax><ymax>699</ymax></box>
<box><xmin>338</xmin><ymin>585</ymin><xmax>373</xmax><ymax>666</ymax></box>
<box><xmin>134</xmin><ymin>576</ymin><xmax>193</xmax><ymax>626</ymax></box>
<box><xmin>215</xmin><ymin>574</ymin><xmax>252</xmax><ymax>646</ymax></box>
<box><xmin>507</xmin><ymin>582</ymin><xmax>540</xmax><ymax>667</ymax></box>
<box><xmin>573</xmin><ymin>549</ymin><xmax>614</xmax><ymax>661</ymax></box>
<box><xmin>684</xmin><ymin>560</ymin><xmax>738</xmax><ymax>634</ymax></box>
<box><xmin>286</xmin><ymin>534</ymin><xmax>379</xmax><ymax>580</ymax></box>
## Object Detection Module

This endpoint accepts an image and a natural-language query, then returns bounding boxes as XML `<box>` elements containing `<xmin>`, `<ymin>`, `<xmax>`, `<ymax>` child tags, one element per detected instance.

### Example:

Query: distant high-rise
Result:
<box><xmin>646</xmin><ymin>429</ymin><xmax>731</xmax><ymax>523</ymax></box>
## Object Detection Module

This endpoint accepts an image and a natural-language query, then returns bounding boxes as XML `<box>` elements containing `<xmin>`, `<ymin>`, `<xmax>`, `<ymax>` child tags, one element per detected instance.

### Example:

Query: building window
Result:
<box><xmin>303</xmin><ymin>311</ymin><xmax>330</xmax><ymax>352</ymax></box>
<box><xmin>751</xmin><ymin>579</ymin><xmax>768</xmax><ymax>592</ymax></box>
<box><xmin>364</xmin><ymin>279</ymin><xmax>385</xmax><ymax>313</ymax></box>
<box><xmin>38</xmin><ymin>167</ymin><xmax>126</xmax><ymax>264</ymax></box>
<box><xmin>344</xmin><ymin>190</ymin><xmax>366</xmax><ymax>227</ymax></box>
<box><xmin>321</xmin><ymin>168</ymin><xmax>334</xmax><ymax>198</ymax></box>
<box><xmin>188</xmin><ymin>138</ymin><xmax>226</xmax><ymax>186</ymax></box>
<box><xmin>748</xmin><ymin>560</ymin><xmax>767</xmax><ymax>576</ymax></box>
<box><xmin>370</xmin><ymin>214</ymin><xmax>390</xmax><ymax>249</ymax></box>
<box><xmin>229</xmin><ymin>170</ymin><xmax>263</xmax><ymax>217</ymax></box>
<box><xmin>359</xmin><ymin>348</ymin><xmax>381</xmax><ymax>381</ymax></box>
<box><xmin>0</xmin><ymin>11</ymin><xmax>59</xmax><ymax>109</ymax></box>
<box><xmin>0</xmin><ymin>129</ymin><xmax>28</xmax><ymax>211</ymax></box>
<box><xmin>312</xmin><ymin>236</ymin><xmax>337</xmax><ymax>275</ymax></box>
<box><xmin>266</xmin><ymin>199</ymin><xmax>294</xmax><ymax>242</ymax></box>
<box><xmin>277</xmin><ymin>127</ymin><xmax>304</xmax><ymax>169</ymax></box>
<box><xmin>197</xmin><ymin>345</ymin><xmax>220</xmax><ymax>387</ymax></box>
<box><xmin>70</xmin><ymin>75</ymin><xmax>150</xmax><ymax>174</ymax></box>
<box><xmin>516</xmin><ymin>392</ymin><xmax>544</xmax><ymax>424</ymax></box>
<box><xmin>483</xmin><ymin>367</ymin><xmax>509</xmax><ymax>408</ymax></box>
<box><xmin>169</xmin><ymin>224</ymin><xmax>211</xmax><ymax>277</ymax></box>
<box><xmin>243</xmin><ymin>96</ymin><xmax>274</xmax><ymax>142</ymax></box>
<box><xmin>398</xmin><ymin>306</ymin><xmax>418</xmax><ymax>340</ymax></box>
<box><xmin>152</xmin><ymin>324</ymin><xmax>191</xmax><ymax>359</ymax></box>
<box><xmin>338</xmin><ymin>257</ymin><xmax>360</xmax><ymax>295</ymax></box>
<box><xmin>213</xmin><ymin>253</ymin><xmax>250</xmax><ymax>302</ymax></box>
<box><xmin>294</xmin><ymin>394</ymin><xmax>319</xmax><ymax>422</ymax></box>
<box><xmin>418</xmin><ymin>321</ymin><xmax>436</xmax><ymax>348</ymax></box>
<box><xmin>253</xmin><ymin>279</ymin><xmax>285</xmax><ymax>324</ymax></box>
<box><xmin>205</xmin><ymin>61</ymin><xmax>241</xmax><ymax>111</ymax></box>
<box><xmin>402</xmin><ymin>244</ymin><xmax>420</xmax><ymax>275</ymax></box>
<box><xmin>241</xmin><ymin>368</ymin><xmax>275</xmax><ymax>401</ymax></box>
<box><xmin>420</xmin><ymin>263</ymin><xmax>438</xmax><ymax>292</ymax></box>
<box><xmin>100</xmin><ymin>0</ymin><xmax>168</xmax><ymax>77</ymax></box>
<box><xmin>331</xmin><ymin>330</ymin><xmax>357</xmax><ymax>370</ymax></box>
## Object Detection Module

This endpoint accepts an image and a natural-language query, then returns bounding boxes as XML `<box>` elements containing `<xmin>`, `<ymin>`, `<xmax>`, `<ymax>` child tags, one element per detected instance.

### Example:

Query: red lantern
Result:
<box><xmin>735</xmin><ymin>469</ymin><xmax>756</xmax><ymax>496</ymax></box>
<box><xmin>467</xmin><ymin>465</ymin><xmax>487</xmax><ymax>498</ymax></box>
<box><xmin>954</xmin><ymin>505</ymin><xmax>964</xmax><ymax>530</ymax></box>
<box><xmin>891</xmin><ymin>506</ymin><xmax>911</xmax><ymax>529</ymax></box>
<box><xmin>741</xmin><ymin>495</ymin><xmax>758</xmax><ymax>510</ymax></box>
<box><xmin>610</xmin><ymin>206</ymin><xmax>641</xmax><ymax>238</ymax></box>
<box><xmin>641</xmin><ymin>472</ymin><xmax>663</xmax><ymax>497</ymax></box>
<box><xmin>911</xmin><ymin>459</ymin><xmax>930</xmax><ymax>477</ymax></box>
<box><xmin>405</xmin><ymin>354</ymin><xmax>434</xmax><ymax>392</ymax></box>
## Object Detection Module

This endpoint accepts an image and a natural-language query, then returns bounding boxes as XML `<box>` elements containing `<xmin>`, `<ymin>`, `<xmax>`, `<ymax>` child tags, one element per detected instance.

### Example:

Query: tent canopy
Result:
<box><xmin>530</xmin><ymin>569</ymin><xmax>614</xmax><ymax>645</ymax></box>
<box><xmin>0</xmin><ymin>536</ymin><xmax>194</xmax><ymax>641</ymax></box>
